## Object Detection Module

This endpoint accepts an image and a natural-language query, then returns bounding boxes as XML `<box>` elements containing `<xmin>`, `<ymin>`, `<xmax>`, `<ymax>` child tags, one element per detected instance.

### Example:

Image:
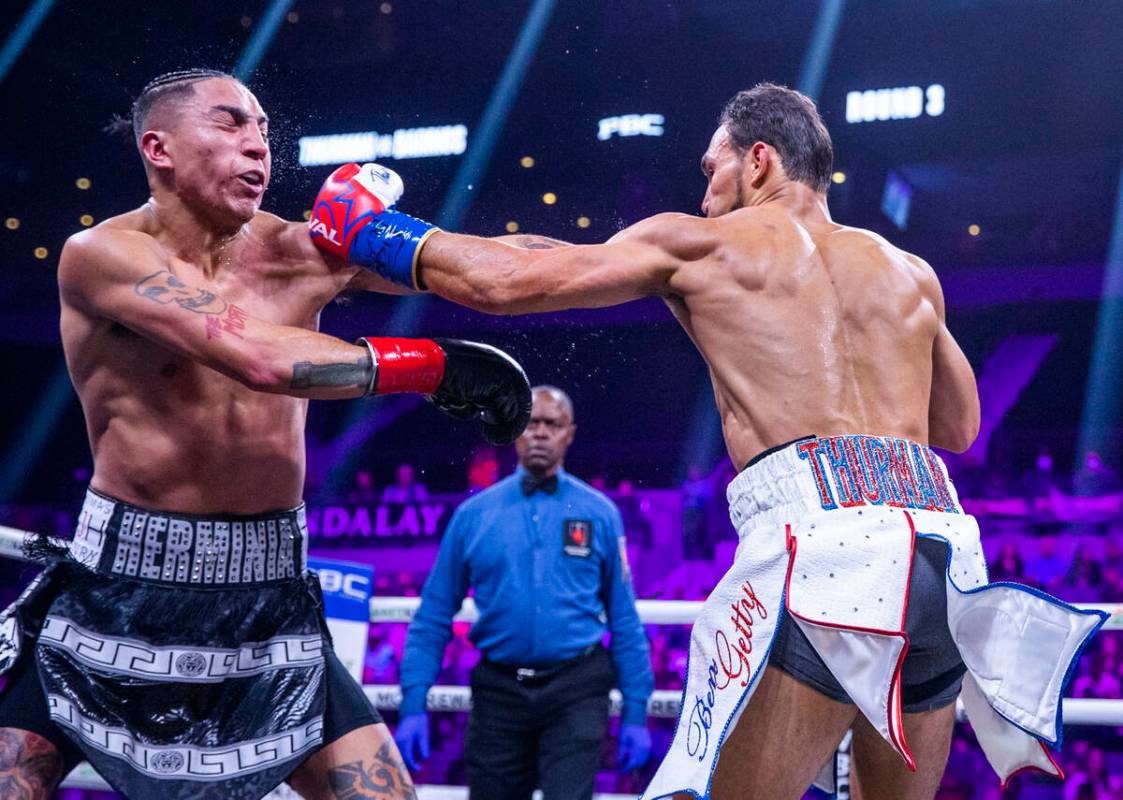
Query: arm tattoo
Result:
<box><xmin>135</xmin><ymin>270</ymin><xmax>228</xmax><ymax>314</ymax></box>
<box><xmin>291</xmin><ymin>354</ymin><xmax>374</xmax><ymax>391</ymax></box>
<box><xmin>512</xmin><ymin>235</ymin><xmax>570</xmax><ymax>250</ymax></box>
<box><xmin>0</xmin><ymin>729</ymin><xmax>64</xmax><ymax>800</ymax></box>
<box><xmin>327</xmin><ymin>742</ymin><xmax>418</xmax><ymax>799</ymax></box>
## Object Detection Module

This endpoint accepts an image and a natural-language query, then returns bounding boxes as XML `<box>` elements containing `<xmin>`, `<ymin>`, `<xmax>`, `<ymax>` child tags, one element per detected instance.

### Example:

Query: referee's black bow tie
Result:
<box><xmin>520</xmin><ymin>473</ymin><xmax>559</xmax><ymax>496</ymax></box>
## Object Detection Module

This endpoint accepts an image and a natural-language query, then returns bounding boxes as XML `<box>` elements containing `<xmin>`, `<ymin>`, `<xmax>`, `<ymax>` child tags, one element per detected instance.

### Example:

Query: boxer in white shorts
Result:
<box><xmin>319</xmin><ymin>82</ymin><xmax>1109</xmax><ymax>800</ymax></box>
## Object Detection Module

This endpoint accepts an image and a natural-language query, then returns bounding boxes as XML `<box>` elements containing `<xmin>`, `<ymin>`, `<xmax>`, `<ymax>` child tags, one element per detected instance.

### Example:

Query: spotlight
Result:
<box><xmin>34</xmin><ymin>247</ymin><xmax>48</xmax><ymax>259</ymax></box>
<box><xmin>967</xmin><ymin>224</ymin><xmax>980</xmax><ymax>237</ymax></box>
<box><xmin>542</xmin><ymin>192</ymin><xmax>557</xmax><ymax>205</ymax></box>
<box><xmin>4</xmin><ymin>218</ymin><xmax>18</xmax><ymax>230</ymax></box>
<box><xmin>380</xmin><ymin>2</ymin><xmax>392</xmax><ymax>13</ymax></box>
<box><xmin>576</xmin><ymin>216</ymin><xmax>590</xmax><ymax>228</ymax></box>
<box><xmin>75</xmin><ymin>177</ymin><xmax>91</xmax><ymax>190</ymax></box>
<box><xmin>831</xmin><ymin>171</ymin><xmax>846</xmax><ymax>184</ymax></box>
<box><xmin>79</xmin><ymin>214</ymin><xmax>94</xmax><ymax>227</ymax></box>
<box><xmin>520</xmin><ymin>156</ymin><xmax>535</xmax><ymax>168</ymax></box>
<box><xmin>505</xmin><ymin>221</ymin><xmax>519</xmax><ymax>233</ymax></box>
<box><xmin>240</xmin><ymin>15</ymin><xmax>253</xmax><ymax>27</ymax></box>
<box><xmin>286</xmin><ymin>11</ymin><xmax>299</xmax><ymax>23</ymax></box>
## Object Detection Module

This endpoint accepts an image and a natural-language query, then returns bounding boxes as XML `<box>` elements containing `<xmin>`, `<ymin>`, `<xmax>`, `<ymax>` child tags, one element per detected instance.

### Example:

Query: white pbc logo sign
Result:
<box><xmin>308</xmin><ymin>218</ymin><xmax>341</xmax><ymax>245</ymax></box>
<box><xmin>315</xmin><ymin>567</ymin><xmax>369</xmax><ymax>600</ymax></box>
<box><xmin>597</xmin><ymin>113</ymin><xmax>665</xmax><ymax>141</ymax></box>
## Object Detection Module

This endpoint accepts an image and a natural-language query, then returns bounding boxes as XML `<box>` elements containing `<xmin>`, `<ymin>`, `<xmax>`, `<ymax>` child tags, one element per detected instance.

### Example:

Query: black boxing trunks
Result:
<box><xmin>0</xmin><ymin>488</ymin><xmax>381</xmax><ymax>800</ymax></box>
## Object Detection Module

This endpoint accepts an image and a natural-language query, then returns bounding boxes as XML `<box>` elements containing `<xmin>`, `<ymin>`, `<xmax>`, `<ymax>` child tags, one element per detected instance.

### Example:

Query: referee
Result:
<box><xmin>395</xmin><ymin>385</ymin><xmax>654</xmax><ymax>799</ymax></box>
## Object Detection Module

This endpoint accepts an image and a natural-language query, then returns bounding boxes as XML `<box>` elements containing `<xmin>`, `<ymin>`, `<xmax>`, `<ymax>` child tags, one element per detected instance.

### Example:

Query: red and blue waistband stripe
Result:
<box><xmin>796</xmin><ymin>435</ymin><xmax>959</xmax><ymax>513</ymax></box>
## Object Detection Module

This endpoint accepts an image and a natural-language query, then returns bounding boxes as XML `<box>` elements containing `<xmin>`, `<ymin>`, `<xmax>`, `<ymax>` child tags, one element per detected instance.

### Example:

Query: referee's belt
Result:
<box><xmin>485</xmin><ymin>644</ymin><xmax>601</xmax><ymax>683</ymax></box>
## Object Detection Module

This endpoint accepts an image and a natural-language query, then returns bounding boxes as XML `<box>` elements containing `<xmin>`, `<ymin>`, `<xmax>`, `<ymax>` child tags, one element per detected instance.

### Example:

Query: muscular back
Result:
<box><xmin>59</xmin><ymin>208</ymin><xmax>362</xmax><ymax>513</ymax></box>
<box><xmin>422</xmin><ymin>198</ymin><xmax>977</xmax><ymax>470</ymax></box>
<box><xmin>668</xmin><ymin>205</ymin><xmax>944</xmax><ymax>468</ymax></box>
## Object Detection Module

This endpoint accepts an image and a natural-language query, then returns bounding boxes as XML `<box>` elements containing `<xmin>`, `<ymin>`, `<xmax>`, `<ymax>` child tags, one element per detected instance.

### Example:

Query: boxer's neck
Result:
<box><xmin>750</xmin><ymin>181</ymin><xmax>833</xmax><ymax>222</ymax></box>
<box><xmin>144</xmin><ymin>193</ymin><xmax>248</xmax><ymax>267</ymax></box>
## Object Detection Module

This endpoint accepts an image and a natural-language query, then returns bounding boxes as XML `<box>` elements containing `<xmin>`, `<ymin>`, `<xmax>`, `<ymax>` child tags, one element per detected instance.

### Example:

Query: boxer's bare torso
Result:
<box><xmin>59</xmin><ymin>207</ymin><xmax>392</xmax><ymax>514</ymax></box>
<box><xmin>421</xmin><ymin>125</ymin><xmax>979</xmax><ymax>468</ymax></box>
<box><xmin>424</xmin><ymin>210</ymin><xmax>978</xmax><ymax>468</ymax></box>
<box><xmin>417</xmin><ymin>118</ymin><xmax>979</xmax><ymax>800</ymax></box>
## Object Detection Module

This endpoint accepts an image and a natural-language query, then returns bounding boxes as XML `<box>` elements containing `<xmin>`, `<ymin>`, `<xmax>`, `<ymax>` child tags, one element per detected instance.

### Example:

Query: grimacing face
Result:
<box><xmin>699</xmin><ymin>125</ymin><xmax>747</xmax><ymax>218</ymax></box>
<box><xmin>149</xmin><ymin>78</ymin><xmax>272</xmax><ymax>225</ymax></box>
<box><xmin>515</xmin><ymin>391</ymin><xmax>576</xmax><ymax>477</ymax></box>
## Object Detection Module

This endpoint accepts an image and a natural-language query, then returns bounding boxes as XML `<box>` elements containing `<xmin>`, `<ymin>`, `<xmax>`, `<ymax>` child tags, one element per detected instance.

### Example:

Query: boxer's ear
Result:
<box><xmin>140</xmin><ymin>130</ymin><xmax>173</xmax><ymax>174</ymax></box>
<box><xmin>748</xmin><ymin>141</ymin><xmax>772</xmax><ymax>188</ymax></box>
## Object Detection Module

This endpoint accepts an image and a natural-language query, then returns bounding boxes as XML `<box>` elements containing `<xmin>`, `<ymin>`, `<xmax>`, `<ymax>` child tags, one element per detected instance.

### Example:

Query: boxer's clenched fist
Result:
<box><xmin>309</xmin><ymin>163</ymin><xmax>437</xmax><ymax>290</ymax></box>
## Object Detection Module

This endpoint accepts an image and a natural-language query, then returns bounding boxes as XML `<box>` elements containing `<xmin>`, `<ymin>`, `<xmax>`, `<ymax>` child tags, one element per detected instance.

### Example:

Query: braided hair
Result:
<box><xmin>106</xmin><ymin>68</ymin><xmax>236</xmax><ymax>145</ymax></box>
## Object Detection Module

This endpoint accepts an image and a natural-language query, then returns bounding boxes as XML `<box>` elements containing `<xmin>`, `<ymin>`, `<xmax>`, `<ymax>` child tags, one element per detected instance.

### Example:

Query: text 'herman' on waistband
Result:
<box><xmin>70</xmin><ymin>490</ymin><xmax>309</xmax><ymax>587</ymax></box>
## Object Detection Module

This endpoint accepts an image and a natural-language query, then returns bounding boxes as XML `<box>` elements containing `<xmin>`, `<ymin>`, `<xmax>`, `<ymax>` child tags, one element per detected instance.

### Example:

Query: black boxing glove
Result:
<box><xmin>356</xmin><ymin>337</ymin><xmax>531</xmax><ymax>445</ymax></box>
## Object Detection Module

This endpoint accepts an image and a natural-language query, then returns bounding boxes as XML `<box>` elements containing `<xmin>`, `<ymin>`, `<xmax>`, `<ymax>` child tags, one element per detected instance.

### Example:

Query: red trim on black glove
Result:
<box><xmin>360</xmin><ymin>337</ymin><xmax>446</xmax><ymax>395</ymax></box>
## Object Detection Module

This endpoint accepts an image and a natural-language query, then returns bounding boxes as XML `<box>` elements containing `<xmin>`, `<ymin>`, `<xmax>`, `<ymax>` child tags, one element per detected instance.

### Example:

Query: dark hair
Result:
<box><xmin>106</xmin><ymin>68</ymin><xmax>236</xmax><ymax>146</ymax></box>
<box><xmin>719</xmin><ymin>82</ymin><xmax>833</xmax><ymax>193</ymax></box>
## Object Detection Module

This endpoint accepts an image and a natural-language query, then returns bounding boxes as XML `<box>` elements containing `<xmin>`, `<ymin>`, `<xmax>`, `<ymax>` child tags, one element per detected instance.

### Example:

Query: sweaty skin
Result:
<box><xmin>417</xmin><ymin>120</ymin><xmax>980</xmax><ymax>800</ymax></box>
<box><xmin>28</xmin><ymin>75</ymin><xmax>421</xmax><ymax>800</ymax></box>
<box><xmin>419</xmin><ymin>126</ymin><xmax>980</xmax><ymax>467</ymax></box>
<box><xmin>58</xmin><ymin>79</ymin><xmax>406</xmax><ymax>515</ymax></box>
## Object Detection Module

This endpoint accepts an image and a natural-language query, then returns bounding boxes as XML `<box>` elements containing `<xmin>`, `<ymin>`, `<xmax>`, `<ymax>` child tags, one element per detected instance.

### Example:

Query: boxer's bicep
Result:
<box><xmin>61</xmin><ymin>231</ymin><xmax>262</xmax><ymax>368</ymax></box>
<box><xmin>59</xmin><ymin>231</ymin><xmax>371</xmax><ymax>398</ymax></box>
<box><xmin>929</xmin><ymin>324</ymin><xmax>980</xmax><ymax>453</ymax></box>
<box><xmin>421</xmin><ymin>215</ymin><xmax>700</xmax><ymax>313</ymax></box>
<box><xmin>482</xmin><ymin>238</ymin><xmax>677</xmax><ymax>312</ymax></box>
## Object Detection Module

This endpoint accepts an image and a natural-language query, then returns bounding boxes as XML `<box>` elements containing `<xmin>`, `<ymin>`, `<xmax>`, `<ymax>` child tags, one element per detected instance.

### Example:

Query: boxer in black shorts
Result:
<box><xmin>0</xmin><ymin>67</ymin><xmax>530</xmax><ymax>800</ymax></box>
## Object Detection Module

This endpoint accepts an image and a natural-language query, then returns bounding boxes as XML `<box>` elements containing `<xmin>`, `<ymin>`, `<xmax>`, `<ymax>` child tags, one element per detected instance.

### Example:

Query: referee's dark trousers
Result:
<box><xmin>466</xmin><ymin>646</ymin><xmax>615</xmax><ymax>800</ymax></box>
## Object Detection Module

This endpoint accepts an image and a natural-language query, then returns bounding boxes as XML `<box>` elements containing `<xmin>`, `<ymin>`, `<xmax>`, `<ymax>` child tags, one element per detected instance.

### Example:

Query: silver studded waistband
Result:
<box><xmin>69</xmin><ymin>489</ymin><xmax>309</xmax><ymax>587</ymax></box>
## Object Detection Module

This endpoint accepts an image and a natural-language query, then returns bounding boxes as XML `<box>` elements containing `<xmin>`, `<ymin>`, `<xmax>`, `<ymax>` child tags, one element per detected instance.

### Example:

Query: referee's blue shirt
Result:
<box><xmin>399</xmin><ymin>467</ymin><xmax>654</xmax><ymax>727</ymax></box>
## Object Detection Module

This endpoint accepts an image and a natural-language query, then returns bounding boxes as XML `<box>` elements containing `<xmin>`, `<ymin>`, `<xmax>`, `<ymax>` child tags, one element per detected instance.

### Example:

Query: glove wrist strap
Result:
<box><xmin>349</xmin><ymin>212</ymin><xmax>439</xmax><ymax>291</ymax></box>
<box><xmin>357</xmin><ymin>337</ymin><xmax>446</xmax><ymax>396</ymax></box>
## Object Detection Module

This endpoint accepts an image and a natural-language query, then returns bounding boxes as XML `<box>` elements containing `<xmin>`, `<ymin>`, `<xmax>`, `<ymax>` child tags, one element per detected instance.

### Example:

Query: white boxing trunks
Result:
<box><xmin>643</xmin><ymin>434</ymin><xmax>1107</xmax><ymax>800</ymax></box>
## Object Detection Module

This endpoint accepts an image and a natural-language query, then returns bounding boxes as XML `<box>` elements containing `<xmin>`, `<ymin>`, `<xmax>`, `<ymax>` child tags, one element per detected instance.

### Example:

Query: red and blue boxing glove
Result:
<box><xmin>309</xmin><ymin>163</ymin><xmax>437</xmax><ymax>290</ymax></box>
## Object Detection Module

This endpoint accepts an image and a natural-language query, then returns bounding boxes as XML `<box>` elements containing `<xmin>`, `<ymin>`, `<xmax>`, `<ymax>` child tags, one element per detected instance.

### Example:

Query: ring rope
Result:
<box><xmin>1</xmin><ymin>524</ymin><xmax>1120</xmax><ymax>629</ymax></box>
<box><xmin>0</xmin><ymin>525</ymin><xmax>1118</xmax><ymax>629</ymax></box>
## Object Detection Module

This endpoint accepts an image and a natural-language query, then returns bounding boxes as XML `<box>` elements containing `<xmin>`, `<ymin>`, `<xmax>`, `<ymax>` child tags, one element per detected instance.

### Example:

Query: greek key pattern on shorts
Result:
<box><xmin>47</xmin><ymin>694</ymin><xmax>323</xmax><ymax>781</ymax></box>
<box><xmin>39</xmin><ymin>616</ymin><xmax>323</xmax><ymax>682</ymax></box>
<box><xmin>70</xmin><ymin>490</ymin><xmax>306</xmax><ymax>586</ymax></box>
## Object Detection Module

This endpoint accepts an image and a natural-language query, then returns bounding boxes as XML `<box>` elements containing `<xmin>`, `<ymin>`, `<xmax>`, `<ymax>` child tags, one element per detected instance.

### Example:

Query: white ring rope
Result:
<box><xmin>361</xmin><ymin>685</ymin><xmax>1123</xmax><ymax>726</ymax></box>
<box><xmin>4</xmin><ymin>526</ymin><xmax>1116</xmax><ymax>627</ymax></box>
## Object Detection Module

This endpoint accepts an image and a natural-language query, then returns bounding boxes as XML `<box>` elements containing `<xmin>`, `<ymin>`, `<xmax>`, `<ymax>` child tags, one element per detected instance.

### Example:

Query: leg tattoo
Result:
<box><xmin>328</xmin><ymin>742</ymin><xmax>418</xmax><ymax>800</ymax></box>
<box><xmin>0</xmin><ymin>730</ymin><xmax>64</xmax><ymax>800</ymax></box>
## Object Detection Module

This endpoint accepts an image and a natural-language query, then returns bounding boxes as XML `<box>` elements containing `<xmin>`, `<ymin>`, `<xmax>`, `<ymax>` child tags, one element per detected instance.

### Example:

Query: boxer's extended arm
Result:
<box><xmin>419</xmin><ymin>214</ymin><xmax>717</xmax><ymax>314</ymax></box>
<box><xmin>307</xmin><ymin>162</ymin><xmax>714</xmax><ymax>311</ymax></box>
<box><xmin>60</xmin><ymin>229</ymin><xmax>374</xmax><ymax>399</ymax></box>
<box><xmin>60</xmin><ymin>229</ymin><xmax>531</xmax><ymax>441</ymax></box>
<box><xmin>925</xmin><ymin>272</ymin><xmax>980</xmax><ymax>452</ymax></box>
